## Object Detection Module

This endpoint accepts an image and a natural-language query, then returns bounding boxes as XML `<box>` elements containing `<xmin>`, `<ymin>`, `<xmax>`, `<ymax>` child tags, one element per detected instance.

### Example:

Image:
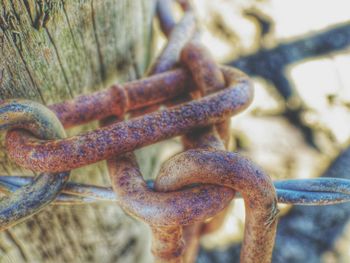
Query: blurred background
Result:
<box><xmin>147</xmin><ymin>0</ymin><xmax>350</xmax><ymax>262</ymax></box>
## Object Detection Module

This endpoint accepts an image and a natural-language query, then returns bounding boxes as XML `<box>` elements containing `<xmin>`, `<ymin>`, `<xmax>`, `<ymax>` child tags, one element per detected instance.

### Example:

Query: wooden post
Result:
<box><xmin>0</xmin><ymin>1</ymin><xmax>155</xmax><ymax>262</ymax></box>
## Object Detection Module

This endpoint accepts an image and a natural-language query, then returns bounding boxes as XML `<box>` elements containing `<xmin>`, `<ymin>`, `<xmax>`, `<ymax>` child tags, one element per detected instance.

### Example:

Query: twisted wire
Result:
<box><xmin>0</xmin><ymin>175</ymin><xmax>349</xmax><ymax>206</ymax></box>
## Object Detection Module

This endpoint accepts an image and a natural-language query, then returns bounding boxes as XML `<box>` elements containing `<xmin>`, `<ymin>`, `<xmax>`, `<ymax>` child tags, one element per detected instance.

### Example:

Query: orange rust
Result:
<box><xmin>49</xmin><ymin>69</ymin><xmax>193</xmax><ymax>128</ymax></box>
<box><xmin>107</xmin><ymin>152</ymin><xmax>234</xmax><ymax>262</ymax></box>
<box><xmin>1</xmin><ymin>2</ymin><xmax>277</xmax><ymax>263</ymax></box>
<box><xmin>107</xmin><ymin>152</ymin><xmax>234</xmax><ymax>227</ymax></box>
<box><xmin>0</xmin><ymin>100</ymin><xmax>70</xmax><ymax>230</ymax></box>
<box><xmin>180</xmin><ymin>39</ymin><xmax>231</xmax><ymax>146</ymax></box>
<box><xmin>177</xmin><ymin>38</ymin><xmax>233</xmax><ymax>261</ymax></box>
<box><xmin>155</xmin><ymin>147</ymin><xmax>279</xmax><ymax>263</ymax></box>
<box><xmin>121</xmin><ymin>6</ymin><xmax>202</xmax><ymax>261</ymax></box>
<box><xmin>113</xmin><ymin>7</ymin><xmax>201</xmax><ymax>261</ymax></box>
<box><xmin>180</xmin><ymin>40</ymin><xmax>226</xmax><ymax>95</ymax></box>
<box><xmin>182</xmin><ymin>224</ymin><xmax>202</xmax><ymax>263</ymax></box>
<box><xmin>179</xmin><ymin>128</ymin><xmax>229</xmax><ymax>263</ymax></box>
<box><xmin>6</xmin><ymin>67</ymin><xmax>253</xmax><ymax>173</ymax></box>
<box><xmin>151</xmin><ymin>226</ymin><xmax>185</xmax><ymax>263</ymax></box>
<box><xmin>0</xmin><ymin>2</ymin><xmax>347</xmax><ymax>263</ymax></box>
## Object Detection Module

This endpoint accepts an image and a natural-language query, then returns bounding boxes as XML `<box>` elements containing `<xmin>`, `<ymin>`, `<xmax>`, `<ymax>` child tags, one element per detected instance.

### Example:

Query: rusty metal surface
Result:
<box><xmin>155</xmin><ymin>147</ymin><xmax>279</xmax><ymax>263</ymax></box>
<box><xmin>110</xmin><ymin>7</ymin><xmax>232</xmax><ymax>260</ymax></box>
<box><xmin>172</xmin><ymin>31</ymin><xmax>277</xmax><ymax>261</ymax></box>
<box><xmin>151</xmin><ymin>226</ymin><xmax>185</xmax><ymax>263</ymax></box>
<box><xmin>107</xmin><ymin>151</ymin><xmax>234</xmax><ymax>263</ymax></box>
<box><xmin>5</xmin><ymin>1</ymin><xmax>246</xmax><ymax>176</ymax></box>
<box><xmin>0</xmin><ymin>0</ymin><xmax>349</xmax><ymax>262</ymax></box>
<box><xmin>178</xmin><ymin>36</ymin><xmax>231</xmax><ymax>262</ymax></box>
<box><xmin>49</xmin><ymin>69</ymin><xmax>192</xmax><ymax>128</ymax></box>
<box><xmin>0</xmin><ymin>100</ymin><xmax>70</xmax><ymax>230</ymax></box>
<box><xmin>107</xmin><ymin>152</ymin><xmax>234</xmax><ymax>226</ymax></box>
<box><xmin>149</xmin><ymin>2</ymin><xmax>233</xmax><ymax>260</ymax></box>
<box><xmin>5</xmin><ymin>66</ymin><xmax>253</xmax><ymax>173</ymax></box>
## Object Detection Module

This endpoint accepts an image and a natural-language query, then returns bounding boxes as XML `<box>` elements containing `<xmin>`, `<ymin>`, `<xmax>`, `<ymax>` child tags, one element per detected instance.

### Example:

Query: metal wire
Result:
<box><xmin>1</xmin><ymin>175</ymin><xmax>349</xmax><ymax>206</ymax></box>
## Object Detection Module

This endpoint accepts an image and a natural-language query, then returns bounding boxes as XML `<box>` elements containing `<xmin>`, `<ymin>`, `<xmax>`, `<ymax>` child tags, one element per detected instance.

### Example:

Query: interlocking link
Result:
<box><xmin>0</xmin><ymin>100</ymin><xmax>70</xmax><ymax>230</ymax></box>
<box><xmin>178</xmin><ymin>36</ymin><xmax>232</xmax><ymax>262</ymax></box>
<box><xmin>107</xmin><ymin>150</ymin><xmax>233</xmax><ymax>227</ymax></box>
<box><xmin>4</xmin><ymin>67</ymin><xmax>252</xmax><ymax>173</ymax></box>
<box><xmin>163</xmin><ymin>31</ymin><xmax>277</xmax><ymax>262</ymax></box>
<box><xmin>157</xmin><ymin>144</ymin><xmax>279</xmax><ymax>263</ymax></box>
<box><xmin>0</xmin><ymin>0</ymin><xmax>349</xmax><ymax>262</ymax></box>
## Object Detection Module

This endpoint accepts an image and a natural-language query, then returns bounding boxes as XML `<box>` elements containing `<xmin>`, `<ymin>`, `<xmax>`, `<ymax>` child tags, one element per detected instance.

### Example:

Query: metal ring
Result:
<box><xmin>155</xmin><ymin>149</ymin><xmax>279</xmax><ymax>263</ymax></box>
<box><xmin>0</xmin><ymin>100</ymin><xmax>70</xmax><ymax>230</ymax></box>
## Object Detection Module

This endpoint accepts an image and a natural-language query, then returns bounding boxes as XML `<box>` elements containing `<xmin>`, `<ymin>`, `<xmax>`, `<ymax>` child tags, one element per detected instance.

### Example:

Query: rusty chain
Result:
<box><xmin>0</xmin><ymin>100</ymin><xmax>70</xmax><ymax>231</ymax></box>
<box><xmin>0</xmin><ymin>0</ymin><xmax>350</xmax><ymax>262</ymax></box>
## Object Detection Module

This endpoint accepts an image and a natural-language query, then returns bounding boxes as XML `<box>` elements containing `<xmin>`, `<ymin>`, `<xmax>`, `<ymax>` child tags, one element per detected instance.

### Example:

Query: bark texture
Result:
<box><xmin>0</xmin><ymin>1</ymin><xmax>155</xmax><ymax>262</ymax></box>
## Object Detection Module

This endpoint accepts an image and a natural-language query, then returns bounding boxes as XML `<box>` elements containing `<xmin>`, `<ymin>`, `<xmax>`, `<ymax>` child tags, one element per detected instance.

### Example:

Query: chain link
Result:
<box><xmin>0</xmin><ymin>0</ymin><xmax>349</xmax><ymax>262</ymax></box>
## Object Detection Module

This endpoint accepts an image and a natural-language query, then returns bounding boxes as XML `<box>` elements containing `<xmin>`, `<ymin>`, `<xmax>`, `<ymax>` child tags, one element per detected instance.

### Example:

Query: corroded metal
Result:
<box><xmin>0</xmin><ymin>2</ymin><xmax>305</xmax><ymax>263</ymax></box>
<box><xmin>6</xmin><ymin>0</ymin><xmax>243</xmax><ymax>175</ymax></box>
<box><xmin>0</xmin><ymin>100</ymin><xmax>69</xmax><ymax>230</ymax></box>
<box><xmin>151</xmin><ymin>226</ymin><xmax>185</xmax><ymax>263</ymax></box>
<box><xmin>5</xmin><ymin>66</ymin><xmax>253</xmax><ymax>173</ymax></box>
<box><xmin>178</xmin><ymin>37</ymin><xmax>233</xmax><ymax>261</ymax></box>
<box><xmin>152</xmin><ymin>1</ymin><xmax>232</xmax><ymax>260</ymax></box>
<box><xmin>155</xmin><ymin>147</ymin><xmax>279</xmax><ymax>263</ymax></box>
<box><xmin>180</xmin><ymin>127</ymin><xmax>229</xmax><ymax>263</ymax></box>
<box><xmin>49</xmin><ymin>69</ymin><xmax>193</xmax><ymax>128</ymax></box>
<box><xmin>45</xmin><ymin>0</ymin><xmax>196</xmax><ymax>130</ymax></box>
<box><xmin>107</xmin><ymin>152</ymin><xmax>234</xmax><ymax>263</ymax></box>
<box><xmin>0</xmin><ymin>0</ymin><xmax>348</xmax><ymax>263</ymax></box>
<box><xmin>107</xmin><ymin>152</ymin><xmax>234</xmax><ymax>226</ymax></box>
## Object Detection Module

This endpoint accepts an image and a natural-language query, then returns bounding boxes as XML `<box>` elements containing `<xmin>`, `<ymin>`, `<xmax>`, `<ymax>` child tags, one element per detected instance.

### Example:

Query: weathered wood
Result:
<box><xmin>0</xmin><ymin>0</ymin><xmax>155</xmax><ymax>262</ymax></box>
